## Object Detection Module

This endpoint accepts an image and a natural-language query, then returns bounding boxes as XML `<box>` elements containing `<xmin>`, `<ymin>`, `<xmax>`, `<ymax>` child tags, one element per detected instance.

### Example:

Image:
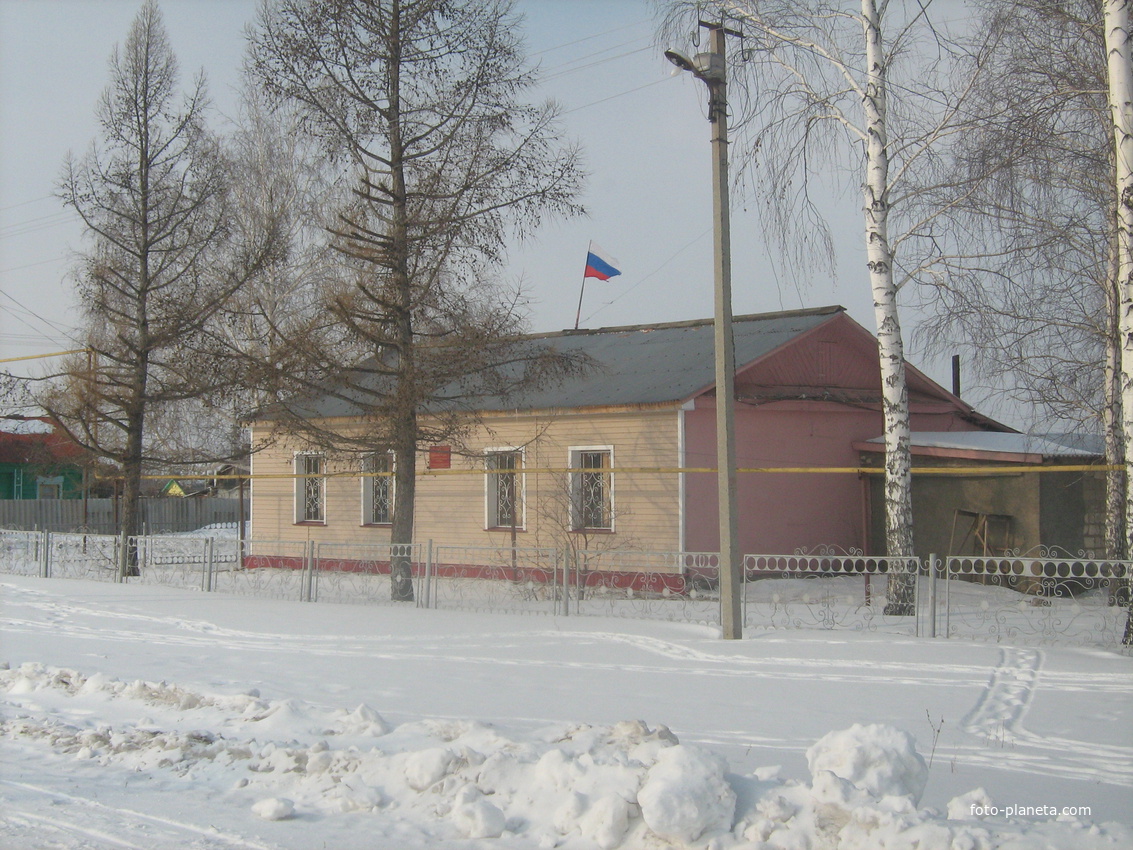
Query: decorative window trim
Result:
<box><xmin>37</xmin><ymin>476</ymin><xmax>64</xmax><ymax>499</ymax></box>
<box><xmin>568</xmin><ymin>445</ymin><xmax>614</xmax><ymax>532</ymax></box>
<box><xmin>294</xmin><ymin>452</ymin><xmax>326</xmax><ymax>524</ymax></box>
<box><xmin>484</xmin><ymin>447</ymin><xmax>525</xmax><ymax>531</ymax></box>
<box><xmin>361</xmin><ymin>452</ymin><xmax>395</xmax><ymax>526</ymax></box>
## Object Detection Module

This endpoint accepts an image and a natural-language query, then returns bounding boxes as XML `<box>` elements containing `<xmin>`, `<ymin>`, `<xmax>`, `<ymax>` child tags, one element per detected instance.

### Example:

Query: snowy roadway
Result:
<box><xmin>2</xmin><ymin>575</ymin><xmax>1131</xmax><ymax>849</ymax></box>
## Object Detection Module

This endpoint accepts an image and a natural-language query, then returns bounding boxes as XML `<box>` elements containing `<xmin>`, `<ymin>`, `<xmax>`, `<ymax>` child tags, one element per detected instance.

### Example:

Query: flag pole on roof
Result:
<box><xmin>574</xmin><ymin>241</ymin><xmax>621</xmax><ymax>330</ymax></box>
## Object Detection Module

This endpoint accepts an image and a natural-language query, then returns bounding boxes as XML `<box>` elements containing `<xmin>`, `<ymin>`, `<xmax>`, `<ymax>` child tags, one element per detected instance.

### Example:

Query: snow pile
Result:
<box><xmin>3</xmin><ymin>662</ymin><xmax>1129</xmax><ymax>849</ymax></box>
<box><xmin>806</xmin><ymin>723</ymin><xmax>928</xmax><ymax>803</ymax></box>
<box><xmin>638</xmin><ymin>744</ymin><xmax>735</xmax><ymax>843</ymax></box>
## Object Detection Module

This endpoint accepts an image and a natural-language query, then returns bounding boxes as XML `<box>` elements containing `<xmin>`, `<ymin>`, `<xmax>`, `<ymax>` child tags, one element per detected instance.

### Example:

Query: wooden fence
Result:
<box><xmin>0</xmin><ymin>497</ymin><xmax>247</xmax><ymax>534</ymax></box>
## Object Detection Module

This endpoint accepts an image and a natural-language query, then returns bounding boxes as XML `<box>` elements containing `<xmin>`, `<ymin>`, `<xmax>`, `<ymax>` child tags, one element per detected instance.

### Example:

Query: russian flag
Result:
<box><xmin>584</xmin><ymin>242</ymin><xmax>622</xmax><ymax>281</ymax></box>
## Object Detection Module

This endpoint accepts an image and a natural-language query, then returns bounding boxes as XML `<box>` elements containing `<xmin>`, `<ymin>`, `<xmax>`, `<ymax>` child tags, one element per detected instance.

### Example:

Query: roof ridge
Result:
<box><xmin>526</xmin><ymin>304</ymin><xmax>845</xmax><ymax>340</ymax></box>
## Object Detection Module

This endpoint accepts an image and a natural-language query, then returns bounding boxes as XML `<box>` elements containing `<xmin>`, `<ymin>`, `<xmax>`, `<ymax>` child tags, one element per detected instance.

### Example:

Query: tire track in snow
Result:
<box><xmin>6</xmin><ymin>584</ymin><xmax>1132</xmax><ymax>694</ymax></box>
<box><xmin>6</xmin><ymin>613</ymin><xmax>1133</xmax><ymax>694</ymax></box>
<box><xmin>0</xmin><ymin>618</ymin><xmax>1000</xmax><ymax>688</ymax></box>
<box><xmin>4</xmin><ymin>810</ymin><xmax>149</xmax><ymax>849</ymax></box>
<box><xmin>1</xmin><ymin>779</ymin><xmax>278</xmax><ymax>849</ymax></box>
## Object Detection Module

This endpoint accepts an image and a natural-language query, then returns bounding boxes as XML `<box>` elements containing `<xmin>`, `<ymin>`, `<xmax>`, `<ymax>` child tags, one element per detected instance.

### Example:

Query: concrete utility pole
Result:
<box><xmin>666</xmin><ymin>21</ymin><xmax>743</xmax><ymax>639</ymax></box>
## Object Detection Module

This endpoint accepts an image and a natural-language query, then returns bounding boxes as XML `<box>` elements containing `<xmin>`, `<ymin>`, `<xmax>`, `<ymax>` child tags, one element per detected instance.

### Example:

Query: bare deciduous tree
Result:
<box><xmin>43</xmin><ymin>1</ymin><xmax>280</xmax><ymax>569</ymax></box>
<box><xmin>913</xmin><ymin>0</ymin><xmax>1123</xmax><ymax>558</ymax></box>
<box><xmin>247</xmin><ymin>0</ymin><xmax>586</xmax><ymax>600</ymax></box>
<box><xmin>660</xmin><ymin>0</ymin><xmax>989</xmax><ymax>613</ymax></box>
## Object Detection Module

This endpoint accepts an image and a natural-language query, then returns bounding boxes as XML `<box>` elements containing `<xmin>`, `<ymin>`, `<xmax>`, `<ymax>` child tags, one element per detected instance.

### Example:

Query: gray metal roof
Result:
<box><xmin>865</xmin><ymin>431</ymin><xmax>1101</xmax><ymax>458</ymax></box>
<box><xmin>288</xmin><ymin>306</ymin><xmax>843</xmax><ymax>419</ymax></box>
<box><xmin>471</xmin><ymin>306</ymin><xmax>842</xmax><ymax>411</ymax></box>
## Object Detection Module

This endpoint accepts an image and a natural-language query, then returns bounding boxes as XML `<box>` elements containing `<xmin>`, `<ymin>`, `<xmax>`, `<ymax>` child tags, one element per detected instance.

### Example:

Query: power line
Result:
<box><xmin>0</xmin><ymin>288</ymin><xmax>80</xmax><ymax>342</ymax></box>
<box><xmin>0</xmin><ymin>256</ymin><xmax>69</xmax><ymax>274</ymax></box>
<box><xmin>561</xmin><ymin>76</ymin><xmax>674</xmax><ymax>116</ymax></box>
<box><xmin>0</xmin><ymin>210</ymin><xmax>79</xmax><ymax>241</ymax></box>
<box><xmin>529</xmin><ymin>19</ymin><xmax>647</xmax><ymax>59</ymax></box>
<box><xmin>542</xmin><ymin>43</ymin><xmax>653</xmax><ymax>82</ymax></box>
<box><xmin>0</xmin><ymin>194</ymin><xmax>56</xmax><ymax>213</ymax></box>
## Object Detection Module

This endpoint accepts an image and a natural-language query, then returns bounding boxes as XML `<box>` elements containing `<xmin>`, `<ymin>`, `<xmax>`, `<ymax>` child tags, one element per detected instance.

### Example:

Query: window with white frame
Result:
<box><xmin>295</xmin><ymin>453</ymin><xmax>325</xmax><ymax>523</ymax></box>
<box><xmin>362</xmin><ymin>452</ymin><xmax>394</xmax><ymax>525</ymax></box>
<box><xmin>570</xmin><ymin>447</ymin><xmax>612</xmax><ymax>531</ymax></box>
<box><xmin>486</xmin><ymin>449</ymin><xmax>523</xmax><ymax>529</ymax></box>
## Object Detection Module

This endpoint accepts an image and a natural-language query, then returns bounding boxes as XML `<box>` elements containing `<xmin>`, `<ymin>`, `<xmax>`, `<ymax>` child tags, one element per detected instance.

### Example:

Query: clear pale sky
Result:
<box><xmin>1</xmin><ymin>0</ymin><xmax>1003</xmax><ymax>421</ymax></box>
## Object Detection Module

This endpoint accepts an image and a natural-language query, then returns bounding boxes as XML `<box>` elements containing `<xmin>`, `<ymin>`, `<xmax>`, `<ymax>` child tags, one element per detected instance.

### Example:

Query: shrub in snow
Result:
<box><xmin>637</xmin><ymin>744</ymin><xmax>736</xmax><ymax>843</ymax></box>
<box><xmin>806</xmin><ymin>723</ymin><xmax>928</xmax><ymax>803</ymax></box>
<box><xmin>251</xmin><ymin>797</ymin><xmax>294</xmax><ymax>820</ymax></box>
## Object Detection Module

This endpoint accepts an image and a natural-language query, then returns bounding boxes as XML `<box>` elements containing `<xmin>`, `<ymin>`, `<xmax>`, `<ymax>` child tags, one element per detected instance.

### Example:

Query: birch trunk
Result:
<box><xmin>1104</xmin><ymin>241</ymin><xmax>1125</xmax><ymax>562</ymax></box>
<box><xmin>1105</xmin><ymin>0</ymin><xmax>1133</xmax><ymax>644</ymax></box>
<box><xmin>861</xmin><ymin>0</ymin><xmax>915</xmax><ymax>613</ymax></box>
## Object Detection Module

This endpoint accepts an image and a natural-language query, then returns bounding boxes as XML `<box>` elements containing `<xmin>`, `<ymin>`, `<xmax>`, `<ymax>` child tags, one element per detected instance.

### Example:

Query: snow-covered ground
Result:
<box><xmin>2</xmin><ymin>574</ymin><xmax>1131</xmax><ymax>849</ymax></box>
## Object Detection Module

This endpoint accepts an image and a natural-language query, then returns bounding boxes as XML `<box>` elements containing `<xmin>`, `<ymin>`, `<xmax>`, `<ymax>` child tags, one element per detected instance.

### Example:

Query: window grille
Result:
<box><xmin>486</xmin><ymin>450</ymin><xmax>521</xmax><ymax>528</ymax></box>
<box><xmin>362</xmin><ymin>453</ymin><xmax>394</xmax><ymax>525</ymax></box>
<box><xmin>296</xmin><ymin>454</ymin><xmax>324</xmax><ymax>523</ymax></box>
<box><xmin>572</xmin><ymin>449</ymin><xmax>612</xmax><ymax>531</ymax></box>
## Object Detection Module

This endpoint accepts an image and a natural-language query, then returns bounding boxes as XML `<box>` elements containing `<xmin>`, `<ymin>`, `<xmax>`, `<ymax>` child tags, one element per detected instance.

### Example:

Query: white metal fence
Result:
<box><xmin>941</xmin><ymin>551</ymin><xmax>1129</xmax><ymax>646</ymax></box>
<box><xmin>1</xmin><ymin>530</ymin><xmax>1129</xmax><ymax>649</ymax></box>
<box><xmin>743</xmin><ymin>549</ymin><xmax>921</xmax><ymax>633</ymax></box>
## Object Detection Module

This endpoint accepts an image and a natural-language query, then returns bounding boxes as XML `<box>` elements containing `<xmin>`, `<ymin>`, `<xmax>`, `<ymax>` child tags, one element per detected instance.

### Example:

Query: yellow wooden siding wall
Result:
<box><xmin>248</xmin><ymin>408</ymin><xmax>682</xmax><ymax>552</ymax></box>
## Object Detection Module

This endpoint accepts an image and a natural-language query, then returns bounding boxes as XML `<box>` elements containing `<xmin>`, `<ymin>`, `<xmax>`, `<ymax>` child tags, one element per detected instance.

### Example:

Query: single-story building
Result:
<box><xmin>857</xmin><ymin>432</ymin><xmax>1106</xmax><ymax>558</ymax></box>
<box><xmin>248</xmin><ymin>305</ymin><xmax>1019</xmax><ymax>562</ymax></box>
<box><xmin>0</xmin><ymin>416</ymin><xmax>87</xmax><ymax>500</ymax></box>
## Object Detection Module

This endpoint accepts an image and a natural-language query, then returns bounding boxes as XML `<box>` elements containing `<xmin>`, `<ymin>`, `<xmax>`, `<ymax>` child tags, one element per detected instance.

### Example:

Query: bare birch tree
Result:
<box><xmin>247</xmin><ymin>0</ymin><xmax>585</xmax><ymax>600</ymax></box>
<box><xmin>1103</xmin><ymin>0</ymin><xmax>1133</xmax><ymax>644</ymax></box>
<box><xmin>660</xmin><ymin>0</ymin><xmax>988</xmax><ymax>613</ymax></box>
<box><xmin>43</xmin><ymin>1</ymin><xmax>280</xmax><ymax>568</ymax></box>
<box><xmin>915</xmin><ymin>0</ymin><xmax>1124</xmax><ymax>558</ymax></box>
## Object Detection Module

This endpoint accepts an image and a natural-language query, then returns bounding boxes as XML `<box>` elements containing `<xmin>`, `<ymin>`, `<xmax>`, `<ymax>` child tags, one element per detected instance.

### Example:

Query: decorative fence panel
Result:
<box><xmin>312</xmin><ymin>542</ymin><xmax>424</xmax><ymax>606</ymax></box>
<box><xmin>0</xmin><ymin>529</ymin><xmax>46</xmax><ymax>577</ymax></box>
<box><xmin>742</xmin><ymin>549</ymin><xmax>921</xmax><ymax>634</ymax></box>
<box><xmin>430</xmin><ymin>545</ymin><xmax>563</xmax><ymax>615</ymax></box>
<box><xmin>46</xmin><ymin>533</ymin><xmax>122</xmax><ymax>582</ymax></box>
<box><xmin>942</xmin><ymin>551</ymin><xmax>1129</xmax><ymax>647</ymax></box>
<box><xmin>220</xmin><ymin>539</ymin><xmax>313</xmax><ymax>601</ymax></box>
<box><xmin>135</xmin><ymin>535</ymin><xmax>215</xmax><ymax>590</ymax></box>
<box><xmin>572</xmin><ymin>550</ymin><xmax>721</xmax><ymax>625</ymax></box>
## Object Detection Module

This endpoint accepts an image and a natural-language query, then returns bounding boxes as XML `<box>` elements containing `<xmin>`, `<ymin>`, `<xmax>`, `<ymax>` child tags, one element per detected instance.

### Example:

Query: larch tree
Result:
<box><xmin>45</xmin><ymin>0</ymin><xmax>280</xmax><ymax>571</ymax></box>
<box><xmin>660</xmin><ymin>0</ymin><xmax>990</xmax><ymax>613</ymax></box>
<box><xmin>246</xmin><ymin>0</ymin><xmax>585</xmax><ymax>601</ymax></box>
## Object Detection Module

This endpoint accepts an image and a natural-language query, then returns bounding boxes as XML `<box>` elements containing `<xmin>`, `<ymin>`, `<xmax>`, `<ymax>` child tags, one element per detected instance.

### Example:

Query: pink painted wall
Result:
<box><xmin>683</xmin><ymin>314</ymin><xmax>993</xmax><ymax>554</ymax></box>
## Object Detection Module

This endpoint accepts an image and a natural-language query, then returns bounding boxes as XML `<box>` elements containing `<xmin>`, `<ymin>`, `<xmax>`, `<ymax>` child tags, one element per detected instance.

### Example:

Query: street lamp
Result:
<box><xmin>667</xmin><ymin>24</ymin><xmax>742</xmax><ymax>640</ymax></box>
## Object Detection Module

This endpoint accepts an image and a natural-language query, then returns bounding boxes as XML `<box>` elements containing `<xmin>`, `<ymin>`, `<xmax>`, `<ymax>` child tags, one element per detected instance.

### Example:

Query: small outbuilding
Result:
<box><xmin>0</xmin><ymin>416</ymin><xmax>86</xmax><ymax>500</ymax></box>
<box><xmin>857</xmin><ymin>432</ymin><xmax>1106</xmax><ymax>559</ymax></box>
